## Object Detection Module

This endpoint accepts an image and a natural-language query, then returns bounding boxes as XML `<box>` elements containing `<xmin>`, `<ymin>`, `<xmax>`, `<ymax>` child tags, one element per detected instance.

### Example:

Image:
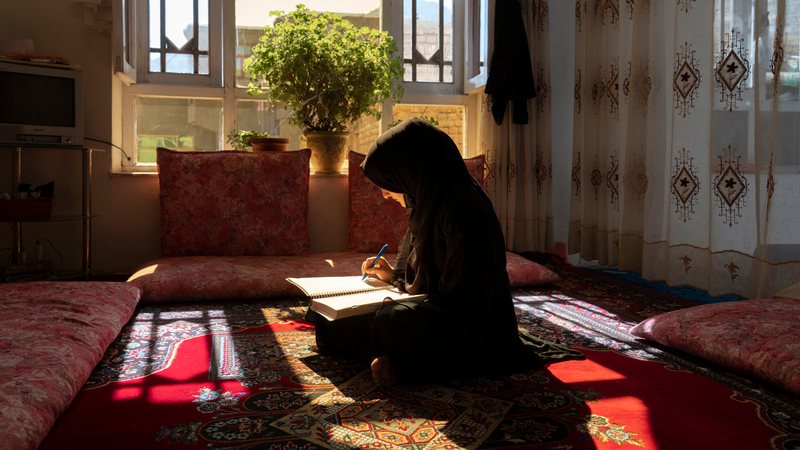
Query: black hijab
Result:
<box><xmin>362</xmin><ymin>119</ymin><xmax>488</xmax><ymax>293</ymax></box>
<box><xmin>360</xmin><ymin>118</ymin><xmax>478</xmax><ymax>205</ymax></box>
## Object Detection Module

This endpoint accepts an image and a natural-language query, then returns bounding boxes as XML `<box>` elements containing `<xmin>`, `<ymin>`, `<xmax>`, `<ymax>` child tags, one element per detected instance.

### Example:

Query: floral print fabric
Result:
<box><xmin>347</xmin><ymin>151</ymin><xmax>486</xmax><ymax>253</ymax></box>
<box><xmin>347</xmin><ymin>151</ymin><xmax>409</xmax><ymax>253</ymax></box>
<box><xmin>506</xmin><ymin>251</ymin><xmax>559</xmax><ymax>286</ymax></box>
<box><xmin>128</xmin><ymin>250</ymin><xmax>557</xmax><ymax>303</ymax></box>
<box><xmin>145</xmin><ymin>148</ymin><xmax>554</xmax><ymax>304</ymax></box>
<box><xmin>128</xmin><ymin>252</ymin><xmax>372</xmax><ymax>303</ymax></box>
<box><xmin>157</xmin><ymin>148</ymin><xmax>311</xmax><ymax>257</ymax></box>
<box><xmin>0</xmin><ymin>282</ymin><xmax>141</xmax><ymax>450</ymax></box>
<box><xmin>775</xmin><ymin>281</ymin><xmax>800</xmax><ymax>300</ymax></box>
<box><xmin>630</xmin><ymin>297</ymin><xmax>800</xmax><ymax>395</ymax></box>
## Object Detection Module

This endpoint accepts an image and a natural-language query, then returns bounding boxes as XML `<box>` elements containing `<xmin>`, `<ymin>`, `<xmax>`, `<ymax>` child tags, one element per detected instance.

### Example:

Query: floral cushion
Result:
<box><xmin>347</xmin><ymin>151</ymin><xmax>409</xmax><ymax>254</ymax></box>
<box><xmin>630</xmin><ymin>297</ymin><xmax>800</xmax><ymax>395</ymax></box>
<box><xmin>0</xmin><ymin>282</ymin><xmax>141</xmax><ymax>450</ymax></box>
<box><xmin>505</xmin><ymin>251</ymin><xmax>559</xmax><ymax>286</ymax></box>
<box><xmin>774</xmin><ymin>280</ymin><xmax>800</xmax><ymax>300</ymax></box>
<box><xmin>128</xmin><ymin>251</ymin><xmax>557</xmax><ymax>303</ymax></box>
<box><xmin>347</xmin><ymin>150</ymin><xmax>486</xmax><ymax>253</ymax></box>
<box><xmin>157</xmin><ymin>148</ymin><xmax>311</xmax><ymax>257</ymax></box>
<box><xmin>128</xmin><ymin>252</ymin><xmax>372</xmax><ymax>303</ymax></box>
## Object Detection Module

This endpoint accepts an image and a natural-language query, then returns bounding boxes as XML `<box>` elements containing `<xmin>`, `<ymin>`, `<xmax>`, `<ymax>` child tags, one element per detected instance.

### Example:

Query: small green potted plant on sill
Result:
<box><xmin>226</xmin><ymin>129</ymin><xmax>289</xmax><ymax>152</ymax></box>
<box><xmin>244</xmin><ymin>4</ymin><xmax>403</xmax><ymax>173</ymax></box>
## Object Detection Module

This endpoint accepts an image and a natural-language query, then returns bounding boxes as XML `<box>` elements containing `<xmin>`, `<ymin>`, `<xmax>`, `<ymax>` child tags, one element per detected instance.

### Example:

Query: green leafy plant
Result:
<box><xmin>226</xmin><ymin>129</ymin><xmax>271</xmax><ymax>151</ymax></box>
<box><xmin>244</xmin><ymin>5</ymin><xmax>404</xmax><ymax>133</ymax></box>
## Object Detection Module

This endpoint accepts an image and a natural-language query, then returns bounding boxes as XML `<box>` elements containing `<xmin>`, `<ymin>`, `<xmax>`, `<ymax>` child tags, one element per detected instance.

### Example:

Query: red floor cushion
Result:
<box><xmin>0</xmin><ymin>282</ymin><xmax>141</xmax><ymax>450</ymax></box>
<box><xmin>630</xmin><ymin>297</ymin><xmax>800</xmax><ymax>395</ymax></box>
<box><xmin>128</xmin><ymin>251</ymin><xmax>558</xmax><ymax>303</ymax></box>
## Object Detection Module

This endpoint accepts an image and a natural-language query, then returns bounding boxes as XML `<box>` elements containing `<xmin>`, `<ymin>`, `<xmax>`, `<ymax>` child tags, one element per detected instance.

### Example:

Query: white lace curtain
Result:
<box><xmin>482</xmin><ymin>0</ymin><xmax>554</xmax><ymax>253</ymax></box>
<box><xmin>570</xmin><ymin>0</ymin><xmax>800</xmax><ymax>298</ymax></box>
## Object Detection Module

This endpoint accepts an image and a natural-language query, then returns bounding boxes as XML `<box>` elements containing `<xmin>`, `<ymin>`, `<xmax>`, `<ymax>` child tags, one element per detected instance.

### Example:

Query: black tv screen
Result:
<box><xmin>0</xmin><ymin>71</ymin><xmax>76</xmax><ymax>127</ymax></box>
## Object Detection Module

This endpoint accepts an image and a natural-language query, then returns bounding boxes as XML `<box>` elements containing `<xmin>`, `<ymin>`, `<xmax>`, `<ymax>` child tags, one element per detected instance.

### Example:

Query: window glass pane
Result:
<box><xmin>350</xmin><ymin>104</ymin><xmax>465</xmax><ymax>155</ymax></box>
<box><xmin>391</xmin><ymin>104</ymin><xmax>464</xmax><ymax>152</ymax></box>
<box><xmin>403</xmin><ymin>0</ymin><xmax>453</xmax><ymax>83</ymax></box>
<box><xmin>160</xmin><ymin>54</ymin><xmax>194</xmax><ymax>74</ymax></box>
<box><xmin>480</xmin><ymin>0</ymin><xmax>487</xmax><ymax>70</ymax></box>
<box><xmin>235</xmin><ymin>0</ymin><xmax>381</xmax><ymax>89</ymax></box>
<box><xmin>198</xmin><ymin>0</ymin><xmax>209</xmax><ymax>52</ymax></box>
<box><xmin>135</xmin><ymin>96</ymin><xmax>222</xmax><ymax>163</ymax></box>
<box><xmin>165</xmin><ymin>0</ymin><xmax>193</xmax><ymax>49</ymax></box>
<box><xmin>149</xmin><ymin>52</ymin><xmax>159</xmax><ymax>72</ymax></box>
<box><xmin>235</xmin><ymin>100</ymin><xmax>281</xmax><ymax>133</ymax></box>
<box><xmin>234</xmin><ymin>99</ymin><xmax>301</xmax><ymax>147</ymax></box>
<box><xmin>199</xmin><ymin>55</ymin><xmax>209</xmax><ymax>74</ymax></box>
<box><xmin>148</xmin><ymin>0</ymin><xmax>209</xmax><ymax>74</ymax></box>
<box><xmin>148</xmin><ymin>0</ymin><xmax>160</xmax><ymax>50</ymax></box>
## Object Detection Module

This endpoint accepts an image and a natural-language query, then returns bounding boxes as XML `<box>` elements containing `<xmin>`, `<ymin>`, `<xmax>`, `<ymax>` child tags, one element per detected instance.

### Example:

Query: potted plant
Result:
<box><xmin>244</xmin><ymin>4</ymin><xmax>403</xmax><ymax>173</ymax></box>
<box><xmin>226</xmin><ymin>129</ymin><xmax>289</xmax><ymax>152</ymax></box>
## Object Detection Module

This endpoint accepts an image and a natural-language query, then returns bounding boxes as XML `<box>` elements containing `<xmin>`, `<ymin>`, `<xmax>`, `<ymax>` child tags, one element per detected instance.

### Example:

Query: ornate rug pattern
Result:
<box><xmin>272</xmin><ymin>370</ymin><xmax>511</xmax><ymax>449</ymax></box>
<box><xmin>40</xmin><ymin>264</ymin><xmax>800</xmax><ymax>449</ymax></box>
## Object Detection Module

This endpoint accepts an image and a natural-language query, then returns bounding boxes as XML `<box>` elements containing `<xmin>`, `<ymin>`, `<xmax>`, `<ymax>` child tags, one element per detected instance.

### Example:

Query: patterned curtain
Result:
<box><xmin>482</xmin><ymin>0</ymin><xmax>554</xmax><ymax>252</ymax></box>
<box><xmin>570</xmin><ymin>0</ymin><xmax>800</xmax><ymax>298</ymax></box>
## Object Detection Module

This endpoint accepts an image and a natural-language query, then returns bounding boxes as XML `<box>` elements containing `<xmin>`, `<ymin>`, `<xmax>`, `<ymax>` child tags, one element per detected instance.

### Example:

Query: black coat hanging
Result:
<box><xmin>485</xmin><ymin>0</ymin><xmax>536</xmax><ymax>125</ymax></box>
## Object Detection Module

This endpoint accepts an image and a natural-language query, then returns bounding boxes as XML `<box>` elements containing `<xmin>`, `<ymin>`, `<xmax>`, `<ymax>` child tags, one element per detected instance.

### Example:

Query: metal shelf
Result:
<box><xmin>2</xmin><ymin>145</ymin><xmax>95</xmax><ymax>278</ymax></box>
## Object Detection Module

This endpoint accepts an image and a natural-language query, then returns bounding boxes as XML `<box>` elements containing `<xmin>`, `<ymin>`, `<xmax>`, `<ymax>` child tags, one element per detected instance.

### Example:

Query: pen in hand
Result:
<box><xmin>362</xmin><ymin>243</ymin><xmax>389</xmax><ymax>281</ymax></box>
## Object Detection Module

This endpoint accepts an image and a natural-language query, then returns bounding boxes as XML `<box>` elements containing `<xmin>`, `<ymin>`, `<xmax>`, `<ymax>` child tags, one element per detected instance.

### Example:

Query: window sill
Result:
<box><xmin>109</xmin><ymin>169</ymin><xmax>350</xmax><ymax>177</ymax></box>
<box><xmin>109</xmin><ymin>170</ymin><xmax>158</xmax><ymax>177</ymax></box>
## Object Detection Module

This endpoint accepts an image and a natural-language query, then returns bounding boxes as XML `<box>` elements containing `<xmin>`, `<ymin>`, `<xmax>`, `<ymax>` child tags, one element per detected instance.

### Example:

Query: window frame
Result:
<box><xmin>113</xmin><ymin>0</ymin><xmax>487</xmax><ymax>173</ymax></box>
<box><xmin>113</xmin><ymin>0</ymin><xmax>138</xmax><ymax>84</ymax></box>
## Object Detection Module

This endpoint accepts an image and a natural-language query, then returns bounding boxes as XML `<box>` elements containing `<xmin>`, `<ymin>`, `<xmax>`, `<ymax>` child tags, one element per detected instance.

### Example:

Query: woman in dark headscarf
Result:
<box><xmin>354</xmin><ymin>118</ymin><xmax>543</xmax><ymax>386</ymax></box>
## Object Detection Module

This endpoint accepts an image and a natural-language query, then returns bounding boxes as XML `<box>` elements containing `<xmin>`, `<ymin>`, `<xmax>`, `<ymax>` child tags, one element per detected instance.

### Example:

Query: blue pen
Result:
<box><xmin>362</xmin><ymin>243</ymin><xmax>389</xmax><ymax>280</ymax></box>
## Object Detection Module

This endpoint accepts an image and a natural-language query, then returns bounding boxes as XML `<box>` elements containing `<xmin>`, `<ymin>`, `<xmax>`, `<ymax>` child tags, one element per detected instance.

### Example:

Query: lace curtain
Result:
<box><xmin>482</xmin><ymin>0</ymin><xmax>554</xmax><ymax>253</ymax></box>
<box><xmin>570</xmin><ymin>0</ymin><xmax>800</xmax><ymax>297</ymax></box>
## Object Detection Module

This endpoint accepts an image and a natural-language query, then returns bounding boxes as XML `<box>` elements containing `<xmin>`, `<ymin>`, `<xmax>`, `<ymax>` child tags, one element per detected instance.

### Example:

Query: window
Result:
<box><xmin>114</xmin><ymin>0</ymin><xmax>487</xmax><ymax>172</ymax></box>
<box><xmin>403</xmin><ymin>0</ymin><xmax>453</xmax><ymax>83</ymax></box>
<box><xmin>148</xmin><ymin>0</ymin><xmax>210</xmax><ymax>75</ymax></box>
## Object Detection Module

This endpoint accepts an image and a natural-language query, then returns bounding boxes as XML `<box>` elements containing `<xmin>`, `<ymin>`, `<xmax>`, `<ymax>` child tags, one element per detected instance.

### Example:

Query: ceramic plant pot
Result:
<box><xmin>250</xmin><ymin>137</ymin><xmax>290</xmax><ymax>152</ymax></box>
<box><xmin>303</xmin><ymin>131</ymin><xmax>349</xmax><ymax>174</ymax></box>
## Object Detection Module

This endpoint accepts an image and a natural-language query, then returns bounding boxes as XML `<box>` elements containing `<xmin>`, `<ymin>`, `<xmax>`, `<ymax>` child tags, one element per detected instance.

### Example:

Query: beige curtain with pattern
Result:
<box><xmin>482</xmin><ymin>0</ymin><xmax>554</xmax><ymax>253</ymax></box>
<box><xmin>571</xmin><ymin>0</ymin><xmax>800</xmax><ymax>298</ymax></box>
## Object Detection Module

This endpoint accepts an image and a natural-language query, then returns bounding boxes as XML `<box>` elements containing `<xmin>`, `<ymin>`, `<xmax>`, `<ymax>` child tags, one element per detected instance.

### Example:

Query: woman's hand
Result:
<box><xmin>361</xmin><ymin>256</ymin><xmax>395</xmax><ymax>283</ymax></box>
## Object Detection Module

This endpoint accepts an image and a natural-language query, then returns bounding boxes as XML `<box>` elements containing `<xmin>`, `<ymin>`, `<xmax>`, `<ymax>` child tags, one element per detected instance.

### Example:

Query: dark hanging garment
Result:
<box><xmin>485</xmin><ymin>0</ymin><xmax>536</xmax><ymax>125</ymax></box>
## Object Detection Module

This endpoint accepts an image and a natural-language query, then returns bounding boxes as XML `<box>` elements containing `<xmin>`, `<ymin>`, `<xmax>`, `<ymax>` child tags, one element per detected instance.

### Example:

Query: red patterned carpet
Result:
<box><xmin>40</xmin><ymin>264</ymin><xmax>800</xmax><ymax>449</ymax></box>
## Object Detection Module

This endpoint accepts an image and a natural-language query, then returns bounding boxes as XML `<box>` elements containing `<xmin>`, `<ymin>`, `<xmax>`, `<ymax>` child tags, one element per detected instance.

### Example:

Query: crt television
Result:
<box><xmin>0</xmin><ymin>59</ymin><xmax>84</xmax><ymax>147</ymax></box>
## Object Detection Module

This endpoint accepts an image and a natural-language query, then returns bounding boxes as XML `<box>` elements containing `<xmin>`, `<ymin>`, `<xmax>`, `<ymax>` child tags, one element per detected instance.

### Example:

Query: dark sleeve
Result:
<box><xmin>433</xmin><ymin>193</ymin><xmax>511</xmax><ymax>320</ymax></box>
<box><xmin>391</xmin><ymin>230</ymin><xmax>411</xmax><ymax>291</ymax></box>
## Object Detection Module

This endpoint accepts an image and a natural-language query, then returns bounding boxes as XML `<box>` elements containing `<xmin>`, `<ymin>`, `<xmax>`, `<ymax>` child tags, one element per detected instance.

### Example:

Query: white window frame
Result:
<box><xmin>113</xmin><ymin>0</ymin><xmax>137</xmax><ymax>84</ymax></box>
<box><xmin>385</xmin><ymin>0</ymin><xmax>466</xmax><ymax>97</ymax></box>
<box><xmin>113</xmin><ymin>0</ymin><xmax>487</xmax><ymax>173</ymax></box>
<box><xmin>464</xmin><ymin>0</ymin><xmax>489</xmax><ymax>92</ymax></box>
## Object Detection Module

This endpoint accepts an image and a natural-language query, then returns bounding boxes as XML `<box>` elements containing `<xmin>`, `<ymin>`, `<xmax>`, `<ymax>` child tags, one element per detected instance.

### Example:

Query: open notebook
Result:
<box><xmin>287</xmin><ymin>275</ymin><xmax>426</xmax><ymax>321</ymax></box>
